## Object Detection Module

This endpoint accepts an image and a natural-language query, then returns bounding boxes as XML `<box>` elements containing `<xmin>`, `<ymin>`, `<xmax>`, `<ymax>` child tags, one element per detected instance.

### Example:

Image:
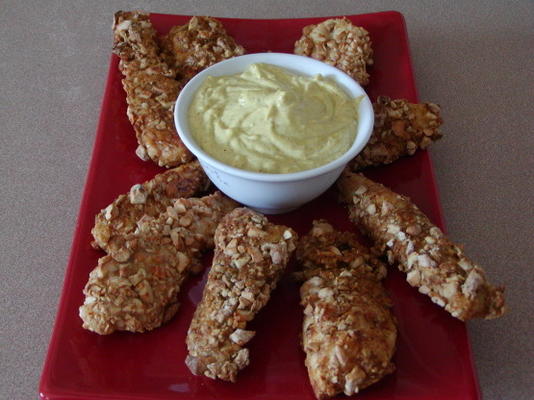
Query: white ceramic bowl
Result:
<box><xmin>174</xmin><ymin>53</ymin><xmax>374</xmax><ymax>214</ymax></box>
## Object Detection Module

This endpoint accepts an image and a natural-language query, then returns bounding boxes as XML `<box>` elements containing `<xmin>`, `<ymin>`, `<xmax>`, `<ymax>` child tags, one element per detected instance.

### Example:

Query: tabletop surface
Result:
<box><xmin>1</xmin><ymin>1</ymin><xmax>533</xmax><ymax>400</ymax></box>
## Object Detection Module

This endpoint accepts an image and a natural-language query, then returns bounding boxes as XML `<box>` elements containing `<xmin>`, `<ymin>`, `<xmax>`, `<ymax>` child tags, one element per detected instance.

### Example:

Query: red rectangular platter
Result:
<box><xmin>39</xmin><ymin>11</ymin><xmax>481</xmax><ymax>400</ymax></box>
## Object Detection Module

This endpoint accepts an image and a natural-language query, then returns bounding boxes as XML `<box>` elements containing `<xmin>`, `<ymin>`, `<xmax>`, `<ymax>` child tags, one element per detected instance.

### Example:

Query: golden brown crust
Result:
<box><xmin>112</xmin><ymin>10</ymin><xmax>175</xmax><ymax>78</ymax></box>
<box><xmin>112</xmin><ymin>11</ymin><xmax>195</xmax><ymax>167</ymax></box>
<box><xmin>350</xmin><ymin>96</ymin><xmax>443</xmax><ymax>171</ymax></box>
<box><xmin>296</xmin><ymin>220</ymin><xmax>387</xmax><ymax>281</ymax></box>
<box><xmin>297</xmin><ymin>221</ymin><xmax>396</xmax><ymax>399</ymax></box>
<box><xmin>122</xmin><ymin>71</ymin><xmax>182</xmax><ymax>127</ymax></box>
<box><xmin>185</xmin><ymin>208</ymin><xmax>297</xmax><ymax>382</ymax></box>
<box><xmin>122</xmin><ymin>71</ymin><xmax>193</xmax><ymax>166</ymax></box>
<box><xmin>91</xmin><ymin>161</ymin><xmax>209</xmax><ymax>259</ymax></box>
<box><xmin>80</xmin><ymin>192</ymin><xmax>239</xmax><ymax>335</ymax></box>
<box><xmin>294</xmin><ymin>17</ymin><xmax>373</xmax><ymax>85</ymax></box>
<box><xmin>161</xmin><ymin>16</ymin><xmax>245</xmax><ymax>82</ymax></box>
<box><xmin>338</xmin><ymin>170</ymin><xmax>506</xmax><ymax>320</ymax></box>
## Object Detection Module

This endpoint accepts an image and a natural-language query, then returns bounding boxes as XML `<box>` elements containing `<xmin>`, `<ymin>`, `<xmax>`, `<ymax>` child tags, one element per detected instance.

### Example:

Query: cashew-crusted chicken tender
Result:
<box><xmin>112</xmin><ymin>10</ymin><xmax>175</xmax><ymax>78</ymax></box>
<box><xmin>297</xmin><ymin>220</ymin><xmax>396</xmax><ymax>399</ymax></box>
<box><xmin>80</xmin><ymin>192</ymin><xmax>238</xmax><ymax>335</ymax></box>
<box><xmin>161</xmin><ymin>16</ymin><xmax>245</xmax><ymax>82</ymax></box>
<box><xmin>122</xmin><ymin>70</ymin><xmax>193</xmax><ymax>166</ymax></box>
<box><xmin>338</xmin><ymin>170</ymin><xmax>506</xmax><ymax>320</ymax></box>
<box><xmin>112</xmin><ymin>11</ymin><xmax>194</xmax><ymax>167</ymax></box>
<box><xmin>92</xmin><ymin>161</ymin><xmax>209</xmax><ymax>260</ymax></box>
<box><xmin>186</xmin><ymin>208</ymin><xmax>297</xmax><ymax>382</ymax></box>
<box><xmin>350</xmin><ymin>96</ymin><xmax>443</xmax><ymax>171</ymax></box>
<box><xmin>294</xmin><ymin>18</ymin><xmax>373</xmax><ymax>85</ymax></box>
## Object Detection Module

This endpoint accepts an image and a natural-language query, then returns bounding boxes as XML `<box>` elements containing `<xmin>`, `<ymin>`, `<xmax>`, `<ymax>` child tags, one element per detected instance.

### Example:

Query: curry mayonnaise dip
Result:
<box><xmin>188</xmin><ymin>63</ymin><xmax>360</xmax><ymax>174</ymax></box>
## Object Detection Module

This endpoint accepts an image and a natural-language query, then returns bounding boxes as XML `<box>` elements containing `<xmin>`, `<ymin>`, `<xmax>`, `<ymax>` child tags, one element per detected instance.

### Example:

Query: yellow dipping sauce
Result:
<box><xmin>188</xmin><ymin>63</ymin><xmax>360</xmax><ymax>173</ymax></box>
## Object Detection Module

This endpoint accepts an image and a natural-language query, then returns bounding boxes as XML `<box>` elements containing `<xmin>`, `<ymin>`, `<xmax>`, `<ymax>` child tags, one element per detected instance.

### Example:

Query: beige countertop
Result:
<box><xmin>1</xmin><ymin>1</ymin><xmax>533</xmax><ymax>399</ymax></box>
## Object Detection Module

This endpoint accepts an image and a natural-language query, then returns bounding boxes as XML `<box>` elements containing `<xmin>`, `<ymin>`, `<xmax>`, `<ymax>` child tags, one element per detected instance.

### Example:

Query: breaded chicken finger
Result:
<box><xmin>186</xmin><ymin>208</ymin><xmax>297</xmax><ymax>382</ymax></box>
<box><xmin>297</xmin><ymin>221</ymin><xmax>396</xmax><ymax>399</ymax></box>
<box><xmin>91</xmin><ymin>161</ymin><xmax>209</xmax><ymax>260</ymax></box>
<box><xmin>350</xmin><ymin>96</ymin><xmax>443</xmax><ymax>171</ymax></box>
<box><xmin>161</xmin><ymin>16</ymin><xmax>245</xmax><ymax>82</ymax></box>
<box><xmin>112</xmin><ymin>11</ymin><xmax>194</xmax><ymax>166</ymax></box>
<box><xmin>338</xmin><ymin>170</ymin><xmax>506</xmax><ymax>320</ymax></box>
<box><xmin>80</xmin><ymin>192</ymin><xmax>238</xmax><ymax>335</ymax></box>
<box><xmin>294</xmin><ymin>18</ymin><xmax>373</xmax><ymax>85</ymax></box>
<box><xmin>121</xmin><ymin>71</ymin><xmax>193</xmax><ymax>166</ymax></box>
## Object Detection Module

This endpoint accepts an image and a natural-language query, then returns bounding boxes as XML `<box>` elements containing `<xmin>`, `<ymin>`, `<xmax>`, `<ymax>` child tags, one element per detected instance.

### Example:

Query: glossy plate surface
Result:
<box><xmin>40</xmin><ymin>11</ymin><xmax>480</xmax><ymax>400</ymax></box>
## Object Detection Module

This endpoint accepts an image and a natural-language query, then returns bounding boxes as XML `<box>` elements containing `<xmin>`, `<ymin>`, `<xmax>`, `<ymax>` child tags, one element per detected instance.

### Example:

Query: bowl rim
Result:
<box><xmin>174</xmin><ymin>52</ymin><xmax>374</xmax><ymax>183</ymax></box>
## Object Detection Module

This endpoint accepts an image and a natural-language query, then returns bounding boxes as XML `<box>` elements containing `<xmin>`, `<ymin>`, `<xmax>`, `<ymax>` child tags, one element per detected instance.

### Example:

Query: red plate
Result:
<box><xmin>39</xmin><ymin>11</ymin><xmax>480</xmax><ymax>400</ymax></box>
